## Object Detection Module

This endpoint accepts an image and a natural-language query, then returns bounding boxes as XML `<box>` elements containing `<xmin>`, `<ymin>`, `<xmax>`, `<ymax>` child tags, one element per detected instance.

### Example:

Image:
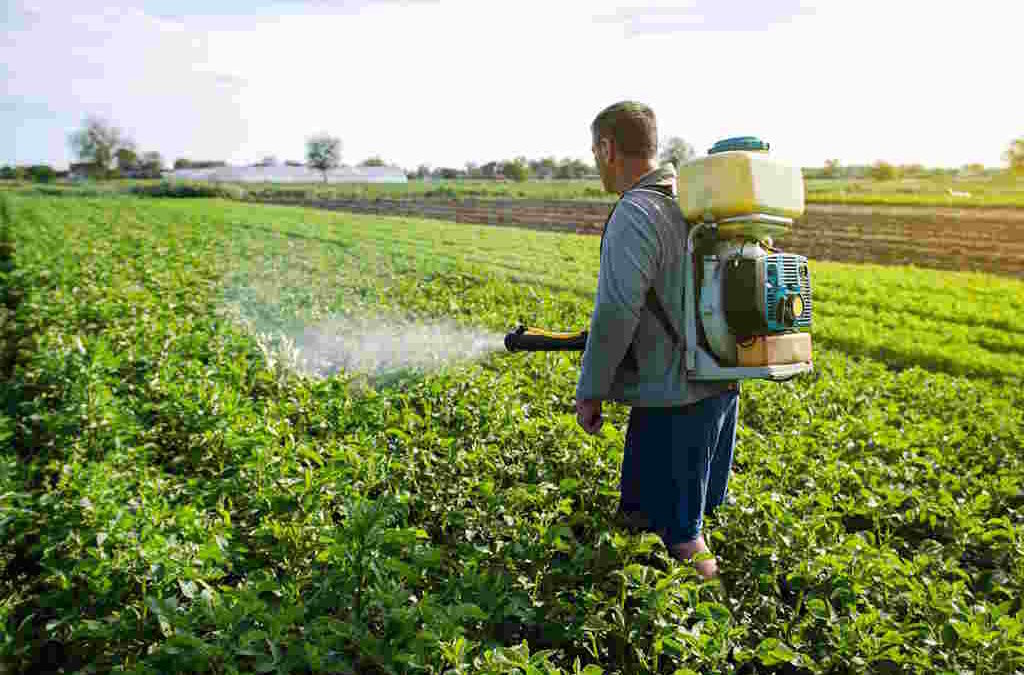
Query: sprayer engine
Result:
<box><xmin>696</xmin><ymin>238</ymin><xmax>813</xmax><ymax>370</ymax></box>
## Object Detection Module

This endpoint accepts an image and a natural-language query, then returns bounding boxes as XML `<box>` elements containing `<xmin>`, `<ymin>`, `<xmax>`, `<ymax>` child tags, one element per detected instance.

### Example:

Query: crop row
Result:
<box><xmin>240</xmin><ymin>193</ymin><xmax>1024</xmax><ymax>277</ymax></box>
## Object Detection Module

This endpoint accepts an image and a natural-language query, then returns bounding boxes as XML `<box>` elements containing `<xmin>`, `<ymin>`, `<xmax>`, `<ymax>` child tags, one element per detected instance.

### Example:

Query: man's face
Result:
<box><xmin>592</xmin><ymin>136</ymin><xmax>615</xmax><ymax>193</ymax></box>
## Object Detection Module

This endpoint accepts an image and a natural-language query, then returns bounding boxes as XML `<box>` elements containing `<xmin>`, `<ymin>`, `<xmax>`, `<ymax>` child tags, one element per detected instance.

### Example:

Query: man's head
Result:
<box><xmin>591</xmin><ymin>101</ymin><xmax>659</xmax><ymax>194</ymax></box>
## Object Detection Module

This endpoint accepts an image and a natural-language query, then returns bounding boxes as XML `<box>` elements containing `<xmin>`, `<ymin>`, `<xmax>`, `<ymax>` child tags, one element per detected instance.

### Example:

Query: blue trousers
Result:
<box><xmin>619</xmin><ymin>390</ymin><xmax>739</xmax><ymax>547</ymax></box>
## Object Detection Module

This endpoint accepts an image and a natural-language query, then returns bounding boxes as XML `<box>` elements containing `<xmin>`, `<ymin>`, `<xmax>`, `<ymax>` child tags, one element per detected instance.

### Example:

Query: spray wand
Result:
<box><xmin>504</xmin><ymin>325</ymin><xmax>587</xmax><ymax>352</ymax></box>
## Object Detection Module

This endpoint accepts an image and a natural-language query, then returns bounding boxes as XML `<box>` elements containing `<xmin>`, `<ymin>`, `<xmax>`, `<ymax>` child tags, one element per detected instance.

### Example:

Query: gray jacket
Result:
<box><xmin>576</xmin><ymin>164</ymin><xmax>736</xmax><ymax>407</ymax></box>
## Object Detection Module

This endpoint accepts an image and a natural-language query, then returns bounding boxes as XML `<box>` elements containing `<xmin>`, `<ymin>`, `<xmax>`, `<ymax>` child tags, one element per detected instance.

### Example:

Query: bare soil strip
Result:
<box><xmin>248</xmin><ymin>195</ymin><xmax>1024</xmax><ymax>276</ymax></box>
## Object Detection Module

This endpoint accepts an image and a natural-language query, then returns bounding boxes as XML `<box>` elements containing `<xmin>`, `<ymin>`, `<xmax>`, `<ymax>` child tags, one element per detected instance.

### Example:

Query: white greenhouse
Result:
<box><xmin>166</xmin><ymin>165</ymin><xmax>407</xmax><ymax>184</ymax></box>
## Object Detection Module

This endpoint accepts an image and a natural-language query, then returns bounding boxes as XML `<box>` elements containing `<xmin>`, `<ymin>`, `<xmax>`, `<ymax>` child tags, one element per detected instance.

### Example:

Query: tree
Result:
<box><xmin>306</xmin><ymin>134</ymin><xmax>342</xmax><ymax>183</ymax></box>
<box><xmin>659</xmin><ymin>136</ymin><xmax>696</xmax><ymax>169</ymax></box>
<box><xmin>115</xmin><ymin>147</ymin><xmax>139</xmax><ymax>171</ymax></box>
<box><xmin>538</xmin><ymin>156</ymin><xmax>557</xmax><ymax>178</ymax></box>
<box><xmin>360</xmin><ymin>156</ymin><xmax>386</xmax><ymax>167</ymax></box>
<box><xmin>139</xmin><ymin>151</ymin><xmax>163</xmax><ymax>177</ymax></box>
<box><xmin>255</xmin><ymin>156</ymin><xmax>278</xmax><ymax>167</ymax></box>
<box><xmin>870</xmin><ymin>161</ymin><xmax>898</xmax><ymax>181</ymax></box>
<box><xmin>26</xmin><ymin>165</ymin><xmax>56</xmax><ymax>183</ymax></box>
<box><xmin>823</xmin><ymin>159</ymin><xmax>840</xmax><ymax>178</ymax></box>
<box><xmin>414</xmin><ymin>164</ymin><xmax>431</xmax><ymax>179</ymax></box>
<box><xmin>569</xmin><ymin>159</ymin><xmax>592</xmax><ymax>178</ymax></box>
<box><xmin>0</xmin><ymin>166</ymin><xmax>14</xmax><ymax>180</ymax></box>
<box><xmin>502</xmin><ymin>158</ymin><xmax>529</xmax><ymax>182</ymax></box>
<box><xmin>1002</xmin><ymin>138</ymin><xmax>1023</xmax><ymax>174</ymax></box>
<box><xmin>68</xmin><ymin>116</ymin><xmax>134</xmax><ymax>176</ymax></box>
<box><xmin>284</xmin><ymin>160</ymin><xmax>304</xmax><ymax>167</ymax></box>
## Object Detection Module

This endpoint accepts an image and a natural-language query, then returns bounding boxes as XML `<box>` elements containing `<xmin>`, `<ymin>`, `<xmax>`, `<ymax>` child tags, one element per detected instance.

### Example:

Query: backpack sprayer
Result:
<box><xmin>504</xmin><ymin>136</ymin><xmax>813</xmax><ymax>383</ymax></box>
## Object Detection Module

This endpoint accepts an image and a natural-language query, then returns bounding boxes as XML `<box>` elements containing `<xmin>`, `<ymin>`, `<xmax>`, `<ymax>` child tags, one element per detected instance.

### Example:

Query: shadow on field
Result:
<box><xmin>971</xmin><ymin>336</ymin><xmax>1024</xmax><ymax>357</ymax></box>
<box><xmin>893</xmin><ymin>305</ymin><xmax>1024</xmax><ymax>336</ymax></box>
<box><xmin>219</xmin><ymin>220</ymin><xmax>357</xmax><ymax>254</ymax></box>
<box><xmin>816</xmin><ymin>298</ymin><xmax>1024</xmax><ymax>337</ymax></box>
<box><xmin>814</xmin><ymin>334</ymin><xmax>1020</xmax><ymax>382</ymax></box>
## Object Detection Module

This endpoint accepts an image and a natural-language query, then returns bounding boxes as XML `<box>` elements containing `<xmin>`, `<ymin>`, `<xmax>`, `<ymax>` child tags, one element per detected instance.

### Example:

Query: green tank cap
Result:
<box><xmin>708</xmin><ymin>136</ymin><xmax>770</xmax><ymax>154</ymax></box>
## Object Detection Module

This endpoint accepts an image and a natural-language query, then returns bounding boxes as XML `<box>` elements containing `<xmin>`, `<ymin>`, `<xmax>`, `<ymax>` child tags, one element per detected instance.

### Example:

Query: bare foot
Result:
<box><xmin>670</xmin><ymin>535</ymin><xmax>719</xmax><ymax>580</ymax></box>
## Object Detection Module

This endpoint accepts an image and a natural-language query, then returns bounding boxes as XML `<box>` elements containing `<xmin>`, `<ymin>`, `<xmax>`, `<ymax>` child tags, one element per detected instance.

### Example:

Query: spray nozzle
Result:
<box><xmin>504</xmin><ymin>325</ymin><xmax>588</xmax><ymax>352</ymax></box>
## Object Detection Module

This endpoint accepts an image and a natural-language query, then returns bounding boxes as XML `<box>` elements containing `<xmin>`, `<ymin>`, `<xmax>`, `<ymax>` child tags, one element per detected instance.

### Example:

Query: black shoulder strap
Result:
<box><xmin>599</xmin><ymin>183</ymin><xmax>685</xmax><ymax>370</ymax></box>
<box><xmin>629</xmin><ymin>185</ymin><xmax>684</xmax><ymax>350</ymax></box>
<box><xmin>599</xmin><ymin>183</ymin><xmax>677</xmax><ymax>253</ymax></box>
<box><xmin>645</xmin><ymin>287</ymin><xmax>683</xmax><ymax>349</ymax></box>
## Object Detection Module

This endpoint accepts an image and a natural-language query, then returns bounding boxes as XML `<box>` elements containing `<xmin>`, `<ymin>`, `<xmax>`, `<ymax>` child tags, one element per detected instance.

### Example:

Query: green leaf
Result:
<box><xmin>454</xmin><ymin>603</ymin><xmax>487</xmax><ymax>622</ymax></box>
<box><xmin>807</xmin><ymin>598</ymin><xmax>829</xmax><ymax>620</ymax></box>
<box><xmin>694</xmin><ymin>601</ymin><xmax>731</xmax><ymax>623</ymax></box>
<box><xmin>756</xmin><ymin>638</ymin><xmax>800</xmax><ymax>666</ymax></box>
<box><xmin>298</xmin><ymin>444</ymin><xmax>325</xmax><ymax>467</ymax></box>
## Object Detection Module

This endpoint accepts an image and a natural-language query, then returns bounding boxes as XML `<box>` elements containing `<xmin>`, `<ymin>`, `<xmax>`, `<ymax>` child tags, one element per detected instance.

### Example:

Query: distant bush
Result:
<box><xmin>870</xmin><ymin>161</ymin><xmax>899</xmax><ymax>181</ymax></box>
<box><xmin>130</xmin><ymin>181</ymin><xmax>245</xmax><ymax>199</ymax></box>
<box><xmin>424</xmin><ymin>186</ymin><xmax>458</xmax><ymax>200</ymax></box>
<box><xmin>27</xmin><ymin>185</ymin><xmax>109</xmax><ymax>198</ymax></box>
<box><xmin>30</xmin><ymin>186</ymin><xmax>70</xmax><ymax>196</ymax></box>
<box><xmin>502</xmin><ymin>160</ymin><xmax>529</xmax><ymax>182</ymax></box>
<box><xmin>26</xmin><ymin>165</ymin><xmax>57</xmax><ymax>183</ymax></box>
<box><xmin>245</xmin><ymin>187</ymin><xmax>311</xmax><ymax>201</ymax></box>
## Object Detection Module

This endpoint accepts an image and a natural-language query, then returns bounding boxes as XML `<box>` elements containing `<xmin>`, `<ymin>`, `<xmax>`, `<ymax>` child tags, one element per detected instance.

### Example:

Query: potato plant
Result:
<box><xmin>0</xmin><ymin>194</ymin><xmax>1021</xmax><ymax>674</ymax></box>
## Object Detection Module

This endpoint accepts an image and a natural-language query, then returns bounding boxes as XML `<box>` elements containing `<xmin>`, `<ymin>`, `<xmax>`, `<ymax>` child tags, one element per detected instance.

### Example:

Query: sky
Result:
<box><xmin>2</xmin><ymin>0</ymin><xmax>1021</xmax><ymax>171</ymax></box>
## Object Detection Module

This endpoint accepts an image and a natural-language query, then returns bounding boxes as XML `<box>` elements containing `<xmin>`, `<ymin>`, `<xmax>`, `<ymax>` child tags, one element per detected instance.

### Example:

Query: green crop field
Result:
<box><xmin>6</xmin><ymin>172</ymin><xmax>1024</xmax><ymax>208</ymax></box>
<box><xmin>802</xmin><ymin>175</ymin><xmax>1024</xmax><ymax>209</ymax></box>
<box><xmin>236</xmin><ymin>174</ymin><xmax>1024</xmax><ymax>209</ymax></box>
<box><xmin>1</xmin><ymin>193</ymin><xmax>1022</xmax><ymax>674</ymax></box>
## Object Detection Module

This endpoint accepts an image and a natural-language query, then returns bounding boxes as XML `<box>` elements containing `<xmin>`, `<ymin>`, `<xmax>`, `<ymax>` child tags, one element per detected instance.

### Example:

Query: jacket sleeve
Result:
<box><xmin>576</xmin><ymin>199</ymin><xmax>661</xmax><ymax>401</ymax></box>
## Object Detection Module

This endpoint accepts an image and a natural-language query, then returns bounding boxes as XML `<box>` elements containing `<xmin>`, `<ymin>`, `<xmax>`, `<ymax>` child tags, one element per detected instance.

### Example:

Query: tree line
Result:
<box><xmin>3</xmin><ymin>116</ymin><xmax>1021</xmax><ymax>184</ymax></box>
<box><xmin>803</xmin><ymin>153</ymin><xmax>1024</xmax><ymax>181</ymax></box>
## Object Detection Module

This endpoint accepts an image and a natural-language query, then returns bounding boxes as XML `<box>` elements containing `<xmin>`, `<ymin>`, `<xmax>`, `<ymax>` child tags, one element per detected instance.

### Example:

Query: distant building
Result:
<box><xmin>167</xmin><ymin>164</ymin><xmax>407</xmax><ymax>184</ymax></box>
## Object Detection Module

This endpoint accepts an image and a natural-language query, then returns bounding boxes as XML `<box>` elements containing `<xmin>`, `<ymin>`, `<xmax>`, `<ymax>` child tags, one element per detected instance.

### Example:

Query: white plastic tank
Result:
<box><xmin>677</xmin><ymin>137</ymin><xmax>805</xmax><ymax>234</ymax></box>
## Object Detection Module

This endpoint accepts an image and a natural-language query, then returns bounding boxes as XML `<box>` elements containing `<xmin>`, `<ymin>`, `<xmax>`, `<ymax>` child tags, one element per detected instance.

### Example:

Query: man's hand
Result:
<box><xmin>576</xmin><ymin>399</ymin><xmax>603</xmax><ymax>435</ymax></box>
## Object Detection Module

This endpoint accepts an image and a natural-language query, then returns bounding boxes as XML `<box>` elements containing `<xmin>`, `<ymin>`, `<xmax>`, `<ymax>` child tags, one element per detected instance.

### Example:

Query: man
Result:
<box><xmin>575</xmin><ymin>101</ymin><xmax>739</xmax><ymax>580</ymax></box>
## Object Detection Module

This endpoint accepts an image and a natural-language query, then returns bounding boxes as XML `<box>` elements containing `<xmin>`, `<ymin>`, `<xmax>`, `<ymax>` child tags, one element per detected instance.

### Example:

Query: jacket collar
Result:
<box><xmin>624</xmin><ymin>162</ymin><xmax>677</xmax><ymax>196</ymax></box>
